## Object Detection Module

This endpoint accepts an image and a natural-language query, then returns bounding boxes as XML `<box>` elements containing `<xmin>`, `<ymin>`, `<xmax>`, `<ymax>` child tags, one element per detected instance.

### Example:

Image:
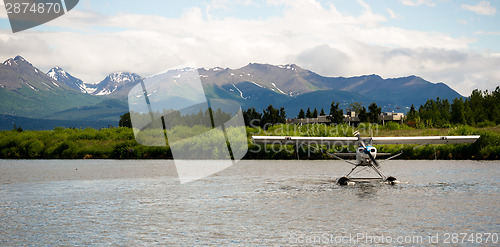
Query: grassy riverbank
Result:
<box><xmin>0</xmin><ymin>124</ymin><xmax>499</xmax><ymax>160</ymax></box>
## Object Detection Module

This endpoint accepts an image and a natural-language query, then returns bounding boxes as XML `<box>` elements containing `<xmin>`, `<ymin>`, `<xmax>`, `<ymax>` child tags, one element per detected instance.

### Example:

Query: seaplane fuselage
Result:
<box><xmin>357</xmin><ymin>145</ymin><xmax>377</xmax><ymax>165</ymax></box>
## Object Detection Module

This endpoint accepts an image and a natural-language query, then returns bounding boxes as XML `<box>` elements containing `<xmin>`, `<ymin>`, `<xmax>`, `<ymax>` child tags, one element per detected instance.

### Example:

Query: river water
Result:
<box><xmin>0</xmin><ymin>160</ymin><xmax>498</xmax><ymax>246</ymax></box>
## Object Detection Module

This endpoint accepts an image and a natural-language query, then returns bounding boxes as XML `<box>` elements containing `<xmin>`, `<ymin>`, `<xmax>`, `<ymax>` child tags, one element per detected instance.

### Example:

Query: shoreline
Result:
<box><xmin>1</xmin><ymin>125</ymin><xmax>499</xmax><ymax>160</ymax></box>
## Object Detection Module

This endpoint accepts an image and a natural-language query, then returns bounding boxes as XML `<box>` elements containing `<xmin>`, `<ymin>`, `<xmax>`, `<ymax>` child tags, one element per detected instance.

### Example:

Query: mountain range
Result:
<box><xmin>0</xmin><ymin>55</ymin><xmax>463</xmax><ymax>130</ymax></box>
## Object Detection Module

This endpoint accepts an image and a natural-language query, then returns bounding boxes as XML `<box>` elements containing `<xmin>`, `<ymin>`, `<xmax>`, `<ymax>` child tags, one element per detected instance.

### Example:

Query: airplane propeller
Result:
<box><xmin>358</xmin><ymin>138</ymin><xmax>380</xmax><ymax>168</ymax></box>
<box><xmin>367</xmin><ymin>149</ymin><xmax>380</xmax><ymax>168</ymax></box>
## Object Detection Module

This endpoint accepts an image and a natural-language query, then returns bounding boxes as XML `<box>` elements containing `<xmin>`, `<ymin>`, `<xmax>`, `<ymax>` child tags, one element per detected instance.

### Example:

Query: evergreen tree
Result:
<box><xmin>406</xmin><ymin>104</ymin><xmax>418</xmax><ymax>122</ymax></box>
<box><xmin>262</xmin><ymin>105</ymin><xmax>283</xmax><ymax>129</ymax></box>
<box><xmin>213</xmin><ymin>108</ymin><xmax>225</xmax><ymax>126</ymax></box>
<box><xmin>279</xmin><ymin>107</ymin><xmax>286</xmax><ymax>123</ymax></box>
<box><xmin>298</xmin><ymin>109</ymin><xmax>305</xmax><ymax>119</ymax></box>
<box><xmin>243</xmin><ymin>108</ymin><xmax>262</xmax><ymax>127</ymax></box>
<box><xmin>469</xmin><ymin>89</ymin><xmax>486</xmax><ymax>123</ymax></box>
<box><xmin>312</xmin><ymin>108</ymin><xmax>318</xmax><ymax>118</ymax></box>
<box><xmin>485</xmin><ymin>86</ymin><xmax>500</xmax><ymax>123</ymax></box>
<box><xmin>328</xmin><ymin>101</ymin><xmax>344</xmax><ymax>124</ymax></box>
<box><xmin>119</xmin><ymin>112</ymin><xmax>132</xmax><ymax>128</ymax></box>
<box><xmin>417</xmin><ymin>98</ymin><xmax>451</xmax><ymax>127</ymax></box>
<box><xmin>358</xmin><ymin>107</ymin><xmax>368</xmax><ymax>122</ymax></box>
<box><xmin>319</xmin><ymin>108</ymin><xmax>325</xmax><ymax>116</ymax></box>
<box><xmin>368</xmin><ymin>102</ymin><xmax>381</xmax><ymax>123</ymax></box>
<box><xmin>195</xmin><ymin>109</ymin><xmax>204</xmax><ymax>126</ymax></box>
<box><xmin>306</xmin><ymin>108</ymin><xmax>312</xmax><ymax>118</ymax></box>
<box><xmin>464</xmin><ymin>101</ymin><xmax>474</xmax><ymax>125</ymax></box>
<box><xmin>440</xmin><ymin>99</ymin><xmax>451</xmax><ymax>124</ymax></box>
<box><xmin>450</xmin><ymin>98</ymin><xmax>466</xmax><ymax>125</ymax></box>
<box><xmin>419</xmin><ymin>99</ymin><xmax>439</xmax><ymax>127</ymax></box>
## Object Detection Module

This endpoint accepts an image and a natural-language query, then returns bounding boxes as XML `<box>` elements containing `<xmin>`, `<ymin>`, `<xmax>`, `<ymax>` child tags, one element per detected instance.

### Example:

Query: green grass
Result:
<box><xmin>0</xmin><ymin>124</ymin><xmax>498</xmax><ymax>160</ymax></box>
<box><xmin>0</xmin><ymin>127</ymin><xmax>171</xmax><ymax>159</ymax></box>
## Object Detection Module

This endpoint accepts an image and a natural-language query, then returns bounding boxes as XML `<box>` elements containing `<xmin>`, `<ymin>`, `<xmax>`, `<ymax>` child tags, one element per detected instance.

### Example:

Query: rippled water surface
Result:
<box><xmin>0</xmin><ymin>160</ymin><xmax>498</xmax><ymax>246</ymax></box>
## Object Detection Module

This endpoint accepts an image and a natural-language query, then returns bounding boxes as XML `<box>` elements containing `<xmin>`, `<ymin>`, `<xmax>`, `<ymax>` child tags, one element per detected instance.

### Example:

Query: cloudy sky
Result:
<box><xmin>0</xmin><ymin>0</ymin><xmax>499</xmax><ymax>96</ymax></box>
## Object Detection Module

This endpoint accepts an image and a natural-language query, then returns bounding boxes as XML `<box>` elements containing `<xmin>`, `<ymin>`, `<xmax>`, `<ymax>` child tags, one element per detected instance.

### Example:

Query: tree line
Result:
<box><xmin>406</xmin><ymin>87</ymin><xmax>500</xmax><ymax>127</ymax></box>
<box><xmin>122</xmin><ymin>87</ymin><xmax>499</xmax><ymax>129</ymax></box>
<box><xmin>242</xmin><ymin>105</ymin><xmax>286</xmax><ymax>130</ymax></box>
<box><xmin>242</xmin><ymin>87</ymin><xmax>499</xmax><ymax>128</ymax></box>
<box><xmin>242</xmin><ymin>101</ymin><xmax>383</xmax><ymax>127</ymax></box>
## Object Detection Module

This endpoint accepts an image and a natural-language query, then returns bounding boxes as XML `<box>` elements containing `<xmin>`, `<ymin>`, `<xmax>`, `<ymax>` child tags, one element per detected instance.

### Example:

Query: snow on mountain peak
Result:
<box><xmin>108</xmin><ymin>72</ymin><xmax>141</xmax><ymax>84</ymax></box>
<box><xmin>3</xmin><ymin>57</ymin><xmax>21</xmax><ymax>66</ymax></box>
<box><xmin>90</xmin><ymin>72</ymin><xmax>142</xmax><ymax>96</ymax></box>
<box><xmin>277</xmin><ymin>64</ymin><xmax>295</xmax><ymax>71</ymax></box>
<box><xmin>14</xmin><ymin>56</ymin><xmax>26</xmax><ymax>62</ymax></box>
<box><xmin>2</xmin><ymin>56</ymin><xmax>35</xmax><ymax>67</ymax></box>
<box><xmin>47</xmin><ymin>67</ymin><xmax>69</xmax><ymax>80</ymax></box>
<box><xmin>3</xmin><ymin>59</ymin><xmax>15</xmax><ymax>66</ymax></box>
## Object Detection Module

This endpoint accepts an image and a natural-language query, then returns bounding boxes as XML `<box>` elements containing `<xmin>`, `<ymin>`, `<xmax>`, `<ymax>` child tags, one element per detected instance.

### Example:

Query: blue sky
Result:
<box><xmin>0</xmin><ymin>0</ymin><xmax>499</xmax><ymax>95</ymax></box>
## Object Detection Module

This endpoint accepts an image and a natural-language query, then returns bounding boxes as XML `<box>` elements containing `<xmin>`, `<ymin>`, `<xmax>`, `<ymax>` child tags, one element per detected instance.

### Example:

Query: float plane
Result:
<box><xmin>252</xmin><ymin>133</ymin><xmax>480</xmax><ymax>185</ymax></box>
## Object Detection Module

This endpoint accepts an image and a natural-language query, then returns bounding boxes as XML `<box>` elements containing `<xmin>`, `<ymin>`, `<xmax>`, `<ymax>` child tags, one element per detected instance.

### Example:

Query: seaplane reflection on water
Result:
<box><xmin>252</xmin><ymin>132</ymin><xmax>480</xmax><ymax>185</ymax></box>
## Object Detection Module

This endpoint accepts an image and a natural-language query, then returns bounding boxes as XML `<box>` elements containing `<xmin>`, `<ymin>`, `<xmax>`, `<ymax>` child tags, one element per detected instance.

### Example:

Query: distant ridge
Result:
<box><xmin>0</xmin><ymin>56</ymin><xmax>102</xmax><ymax>118</ymax></box>
<box><xmin>0</xmin><ymin>114</ymin><xmax>116</xmax><ymax>130</ymax></box>
<box><xmin>0</xmin><ymin>56</ymin><xmax>464</xmax><ymax>129</ymax></box>
<box><xmin>196</xmin><ymin>63</ymin><xmax>463</xmax><ymax>114</ymax></box>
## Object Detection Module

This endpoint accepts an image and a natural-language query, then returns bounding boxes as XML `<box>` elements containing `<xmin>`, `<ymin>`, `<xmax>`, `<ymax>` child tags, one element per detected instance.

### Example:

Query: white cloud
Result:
<box><xmin>295</xmin><ymin>44</ymin><xmax>350</xmax><ymax>76</ymax></box>
<box><xmin>462</xmin><ymin>1</ymin><xmax>496</xmax><ymax>16</ymax></box>
<box><xmin>386</xmin><ymin>8</ymin><xmax>400</xmax><ymax>19</ymax></box>
<box><xmin>210</xmin><ymin>0</ymin><xmax>231</xmax><ymax>10</ymax></box>
<box><xmin>0</xmin><ymin>0</ymin><xmax>497</xmax><ymax>96</ymax></box>
<box><xmin>293</xmin><ymin>44</ymin><xmax>500</xmax><ymax>95</ymax></box>
<box><xmin>357</xmin><ymin>0</ymin><xmax>387</xmax><ymax>25</ymax></box>
<box><xmin>210</xmin><ymin>0</ymin><xmax>254</xmax><ymax>9</ymax></box>
<box><xmin>399</xmin><ymin>0</ymin><xmax>435</xmax><ymax>7</ymax></box>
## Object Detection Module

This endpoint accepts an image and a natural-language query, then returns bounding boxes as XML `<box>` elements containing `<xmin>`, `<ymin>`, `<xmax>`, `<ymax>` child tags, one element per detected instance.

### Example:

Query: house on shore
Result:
<box><xmin>287</xmin><ymin>111</ymin><xmax>405</xmax><ymax>126</ymax></box>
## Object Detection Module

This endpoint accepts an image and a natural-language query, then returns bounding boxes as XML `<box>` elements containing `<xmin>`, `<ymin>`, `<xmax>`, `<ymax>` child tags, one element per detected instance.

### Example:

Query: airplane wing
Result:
<box><xmin>252</xmin><ymin>135</ymin><xmax>480</xmax><ymax>145</ymax></box>
<box><xmin>370</xmin><ymin>136</ymin><xmax>480</xmax><ymax>145</ymax></box>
